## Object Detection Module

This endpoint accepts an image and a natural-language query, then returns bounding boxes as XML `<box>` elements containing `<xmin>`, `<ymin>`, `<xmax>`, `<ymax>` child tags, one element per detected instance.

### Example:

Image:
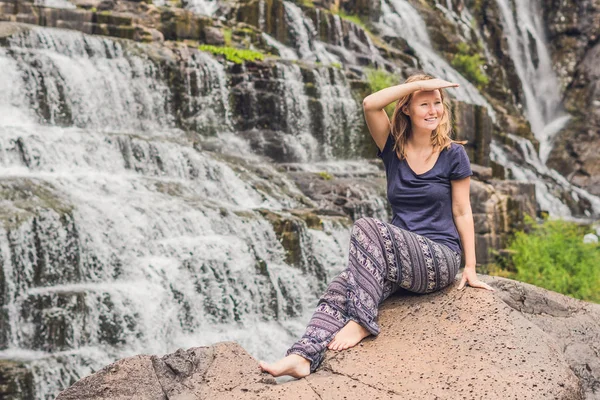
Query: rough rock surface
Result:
<box><xmin>57</xmin><ymin>276</ymin><xmax>600</xmax><ymax>399</ymax></box>
<box><xmin>486</xmin><ymin>277</ymin><xmax>600</xmax><ymax>399</ymax></box>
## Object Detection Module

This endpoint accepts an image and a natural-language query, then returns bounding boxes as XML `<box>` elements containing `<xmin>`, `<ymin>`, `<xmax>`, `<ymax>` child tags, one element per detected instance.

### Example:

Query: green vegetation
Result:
<box><xmin>330</xmin><ymin>62</ymin><xmax>342</xmax><ymax>69</ymax></box>
<box><xmin>317</xmin><ymin>171</ymin><xmax>333</xmax><ymax>180</ymax></box>
<box><xmin>451</xmin><ymin>43</ymin><xmax>488</xmax><ymax>89</ymax></box>
<box><xmin>496</xmin><ymin>216</ymin><xmax>600</xmax><ymax>303</ymax></box>
<box><xmin>300</xmin><ymin>0</ymin><xmax>314</xmax><ymax>8</ymax></box>
<box><xmin>364</xmin><ymin>67</ymin><xmax>398</xmax><ymax>117</ymax></box>
<box><xmin>337</xmin><ymin>10</ymin><xmax>369</xmax><ymax>32</ymax></box>
<box><xmin>471</xmin><ymin>0</ymin><xmax>483</xmax><ymax>13</ymax></box>
<box><xmin>198</xmin><ymin>45</ymin><xmax>265</xmax><ymax>64</ymax></box>
<box><xmin>223</xmin><ymin>29</ymin><xmax>232</xmax><ymax>46</ymax></box>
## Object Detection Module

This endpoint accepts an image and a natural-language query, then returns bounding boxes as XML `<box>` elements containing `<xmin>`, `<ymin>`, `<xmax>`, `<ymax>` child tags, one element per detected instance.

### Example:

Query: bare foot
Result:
<box><xmin>259</xmin><ymin>354</ymin><xmax>310</xmax><ymax>378</ymax></box>
<box><xmin>327</xmin><ymin>320</ymin><xmax>370</xmax><ymax>351</ymax></box>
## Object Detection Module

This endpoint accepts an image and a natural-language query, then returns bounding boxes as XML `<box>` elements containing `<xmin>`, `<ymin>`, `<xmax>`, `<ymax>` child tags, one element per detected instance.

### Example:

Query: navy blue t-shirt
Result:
<box><xmin>377</xmin><ymin>134</ymin><xmax>473</xmax><ymax>254</ymax></box>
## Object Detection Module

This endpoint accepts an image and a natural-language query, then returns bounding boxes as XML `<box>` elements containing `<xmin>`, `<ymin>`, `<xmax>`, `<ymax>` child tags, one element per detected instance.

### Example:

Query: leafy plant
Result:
<box><xmin>499</xmin><ymin>216</ymin><xmax>600</xmax><ymax>303</ymax></box>
<box><xmin>364</xmin><ymin>67</ymin><xmax>398</xmax><ymax>117</ymax></box>
<box><xmin>223</xmin><ymin>29</ymin><xmax>232</xmax><ymax>46</ymax></box>
<box><xmin>337</xmin><ymin>10</ymin><xmax>369</xmax><ymax>32</ymax></box>
<box><xmin>317</xmin><ymin>171</ymin><xmax>333</xmax><ymax>180</ymax></box>
<box><xmin>198</xmin><ymin>45</ymin><xmax>265</xmax><ymax>64</ymax></box>
<box><xmin>451</xmin><ymin>43</ymin><xmax>488</xmax><ymax>89</ymax></box>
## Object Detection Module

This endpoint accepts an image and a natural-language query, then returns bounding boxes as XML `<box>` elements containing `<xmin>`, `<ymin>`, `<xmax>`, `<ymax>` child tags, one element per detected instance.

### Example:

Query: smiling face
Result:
<box><xmin>403</xmin><ymin>89</ymin><xmax>444</xmax><ymax>134</ymax></box>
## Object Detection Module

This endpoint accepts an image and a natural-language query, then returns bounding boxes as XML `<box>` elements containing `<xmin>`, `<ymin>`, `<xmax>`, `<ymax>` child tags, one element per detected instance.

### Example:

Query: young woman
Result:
<box><xmin>259</xmin><ymin>73</ymin><xmax>494</xmax><ymax>379</ymax></box>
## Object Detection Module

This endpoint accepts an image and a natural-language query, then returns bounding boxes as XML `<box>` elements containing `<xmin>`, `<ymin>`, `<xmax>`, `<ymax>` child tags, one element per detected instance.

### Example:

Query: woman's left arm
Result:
<box><xmin>451</xmin><ymin>177</ymin><xmax>494</xmax><ymax>291</ymax></box>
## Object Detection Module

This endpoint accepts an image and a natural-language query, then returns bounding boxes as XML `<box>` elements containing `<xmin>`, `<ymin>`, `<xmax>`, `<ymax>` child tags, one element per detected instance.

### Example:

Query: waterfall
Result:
<box><xmin>182</xmin><ymin>50</ymin><xmax>234</xmax><ymax>134</ymax></box>
<box><xmin>154</xmin><ymin>0</ymin><xmax>221</xmax><ymax>16</ymax></box>
<box><xmin>490</xmin><ymin>136</ymin><xmax>600</xmax><ymax>218</ymax></box>
<box><xmin>377</xmin><ymin>0</ymin><xmax>496</xmax><ymax>120</ymax></box>
<box><xmin>495</xmin><ymin>0</ymin><xmax>570</xmax><ymax>163</ymax></box>
<box><xmin>262</xmin><ymin>33</ymin><xmax>299</xmax><ymax>60</ymax></box>
<box><xmin>282</xmin><ymin>1</ymin><xmax>341</xmax><ymax>64</ymax></box>
<box><xmin>185</xmin><ymin>0</ymin><xmax>221</xmax><ymax>16</ymax></box>
<box><xmin>259</xmin><ymin>0</ymin><xmax>266</xmax><ymax>31</ymax></box>
<box><xmin>276</xmin><ymin>62</ymin><xmax>319</xmax><ymax>161</ymax></box>
<box><xmin>32</xmin><ymin>0</ymin><xmax>75</xmax><ymax>9</ymax></box>
<box><xmin>0</xmin><ymin>26</ymin><xmax>385</xmax><ymax>398</ymax></box>
<box><xmin>6</xmin><ymin>27</ymin><xmax>173</xmax><ymax>132</ymax></box>
<box><xmin>313</xmin><ymin>67</ymin><xmax>362</xmax><ymax>159</ymax></box>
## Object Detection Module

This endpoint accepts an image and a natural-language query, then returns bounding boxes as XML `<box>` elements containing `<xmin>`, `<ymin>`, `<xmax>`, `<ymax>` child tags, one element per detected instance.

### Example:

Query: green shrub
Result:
<box><xmin>199</xmin><ymin>45</ymin><xmax>264</xmax><ymax>64</ymax></box>
<box><xmin>337</xmin><ymin>10</ymin><xmax>368</xmax><ymax>32</ymax></box>
<box><xmin>223</xmin><ymin>29</ymin><xmax>232</xmax><ymax>46</ymax></box>
<box><xmin>364</xmin><ymin>67</ymin><xmax>398</xmax><ymax>117</ymax></box>
<box><xmin>503</xmin><ymin>216</ymin><xmax>600</xmax><ymax>303</ymax></box>
<box><xmin>451</xmin><ymin>43</ymin><xmax>488</xmax><ymax>89</ymax></box>
<box><xmin>317</xmin><ymin>171</ymin><xmax>333</xmax><ymax>180</ymax></box>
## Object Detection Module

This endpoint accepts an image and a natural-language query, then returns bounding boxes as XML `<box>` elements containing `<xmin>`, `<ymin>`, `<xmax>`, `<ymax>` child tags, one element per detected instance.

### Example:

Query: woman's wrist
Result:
<box><xmin>407</xmin><ymin>81</ymin><xmax>422</xmax><ymax>92</ymax></box>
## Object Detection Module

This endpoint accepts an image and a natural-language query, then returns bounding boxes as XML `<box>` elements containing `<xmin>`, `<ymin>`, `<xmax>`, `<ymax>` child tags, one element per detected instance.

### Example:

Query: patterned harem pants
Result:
<box><xmin>286</xmin><ymin>217</ymin><xmax>462</xmax><ymax>372</ymax></box>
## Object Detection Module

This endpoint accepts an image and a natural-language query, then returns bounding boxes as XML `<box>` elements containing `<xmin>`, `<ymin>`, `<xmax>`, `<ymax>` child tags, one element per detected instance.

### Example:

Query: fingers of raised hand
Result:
<box><xmin>421</xmin><ymin>79</ymin><xmax>460</xmax><ymax>90</ymax></box>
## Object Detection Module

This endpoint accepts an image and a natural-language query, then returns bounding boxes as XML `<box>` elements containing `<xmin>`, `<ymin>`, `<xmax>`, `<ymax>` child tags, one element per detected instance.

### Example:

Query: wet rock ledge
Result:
<box><xmin>56</xmin><ymin>277</ymin><xmax>600</xmax><ymax>399</ymax></box>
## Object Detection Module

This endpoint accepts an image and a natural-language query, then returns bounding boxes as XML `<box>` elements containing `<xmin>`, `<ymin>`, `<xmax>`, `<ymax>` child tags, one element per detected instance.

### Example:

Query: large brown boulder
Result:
<box><xmin>57</xmin><ymin>276</ymin><xmax>600</xmax><ymax>399</ymax></box>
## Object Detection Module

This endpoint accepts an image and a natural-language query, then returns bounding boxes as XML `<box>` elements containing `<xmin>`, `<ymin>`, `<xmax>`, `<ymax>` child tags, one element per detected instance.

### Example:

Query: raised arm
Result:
<box><xmin>362</xmin><ymin>81</ymin><xmax>420</xmax><ymax>151</ymax></box>
<box><xmin>362</xmin><ymin>78</ymin><xmax>459</xmax><ymax>151</ymax></box>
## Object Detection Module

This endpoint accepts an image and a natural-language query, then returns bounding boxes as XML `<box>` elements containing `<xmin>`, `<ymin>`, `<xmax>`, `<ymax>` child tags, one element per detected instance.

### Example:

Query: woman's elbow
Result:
<box><xmin>452</xmin><ymin>204</ymin><xmax>472</xmax><ymax>218</ymax></box>
<box><xmin>362</xmin><ymin>97</ymin><xmax>375</xmax><ymax>110</ymax></box>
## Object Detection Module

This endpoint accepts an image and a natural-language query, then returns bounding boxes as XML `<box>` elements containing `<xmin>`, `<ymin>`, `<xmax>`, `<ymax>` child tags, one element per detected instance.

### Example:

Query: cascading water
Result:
<box><xmin>183</xmin><ymin>0</ymin><xmax>221</xmax><ymax>16</ymax></box>
<box><xmin>484</xmin><ymin>0</ymin><xmax>600</xmax><ymax>218</ymax></box>
<box><xmin>279</xmin><ymin>0</ymin><xmax>387</xmax><ymax>68</ymax></box>
<box><xmin>32</xmin><ymin>0</ymin><xmax>75</xmax><ymax>9</ymax></box>
<box><xmin>6</xmin><ymin>28</ymin><xmax>173</xmax><ymax>132</ymax></box>
<box><xmin>495</xmin><ymin>0</ymin><xmax>570</xmax><ymax>164</ymax></box>
<box><xmin>377</xmin><ymin>0</ymin><xmax>496</xmax><ymax>119</ymax></box>
<box><xmin>262</xmin><ymin>32</ymin><xmax>299</xmax><ymax>60</ymax></box>
<box><xmin>0</xmin><ymin>25</ymin><xmax>384</xmax><ymax>399</ymax></box>
<box><xmin>275</xmin><ymin>62</ymin><xmax>319</xmax><ymax>161</ymax></box>
<box><xmin>152</xmin><ymin>0</ymin><xmax>221</xmax><ymax>16</ymax></box>
<box><xmin>282</xmin><ymin>1</ymin><xmax>340</xmax><ymax>64</ymax></box>
<box><xmin>490</xmin><ymin>136</ymin><xmax>600</xmax><ymax>218</ymax></box>
<box><xmin>312</xmin><ymin>66</ymin><xmax>362</xmax><ymax>159</ymax></box>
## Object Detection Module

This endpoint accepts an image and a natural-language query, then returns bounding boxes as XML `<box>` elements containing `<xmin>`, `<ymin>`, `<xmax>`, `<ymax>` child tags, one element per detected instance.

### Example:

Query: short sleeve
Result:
<box><xmin>376</xmin><ymin>133</ymin><xmax>394</xmax><ymax>160</ymax></box>
<box><xmin>449</xmin><ymin>144</ymin><xmax>473</xmax><ymax>180</ymax></box>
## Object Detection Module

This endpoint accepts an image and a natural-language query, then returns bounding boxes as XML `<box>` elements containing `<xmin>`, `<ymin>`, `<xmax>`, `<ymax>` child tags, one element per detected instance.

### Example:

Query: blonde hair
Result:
<box><xmin>390</xmin><ymin>73</ymin><xmax>466</xmax><ymax>160</ymax></box>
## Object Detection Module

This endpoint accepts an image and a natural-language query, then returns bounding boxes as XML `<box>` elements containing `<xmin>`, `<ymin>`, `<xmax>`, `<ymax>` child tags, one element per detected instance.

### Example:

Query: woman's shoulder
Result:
<box><xmin>446</xmin><ymin>141</ymin><xmax>466</xmax><ymax>151</ymax></box>
<box><xmin>443</xmin><ymin>142</ymin><xmax>468</xmax><ymax>157</ymax></box>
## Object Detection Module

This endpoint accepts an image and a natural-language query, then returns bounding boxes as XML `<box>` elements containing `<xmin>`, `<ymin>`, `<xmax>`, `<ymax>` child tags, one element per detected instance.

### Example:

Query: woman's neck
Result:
<box><xmin>407</xmin><ymin>129</ymin><xmax>433</xmax><ymax>151</ymax></box>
